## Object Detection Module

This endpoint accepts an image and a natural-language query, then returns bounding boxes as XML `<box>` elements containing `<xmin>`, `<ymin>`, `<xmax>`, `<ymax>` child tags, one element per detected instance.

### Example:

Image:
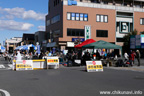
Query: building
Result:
<box><xmin>22</xmin><ymin>33</ymin><xmax>35</xmax><ymax>45</ymax></box>
<box><xmin>5</xmin><ymin>37</ymin><xmax>22</xmax><ymax>53</ymax></box>
<box><xmin>46</xmin><ymin>0</ymin><xmax>144</xmax><ymax>51</ymax></box>
<box><xmin>35</xmin><ymin>31</ymin><xmax>46</xmax><ymax>50</ymax></box>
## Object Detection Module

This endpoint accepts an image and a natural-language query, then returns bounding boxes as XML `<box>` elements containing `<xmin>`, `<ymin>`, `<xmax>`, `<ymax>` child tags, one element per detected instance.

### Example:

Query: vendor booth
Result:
<box><xmin>82</xmin><ymin>40</ymin><xmax>122</xmax><ymax>72</ymax></box>
<box><xmin>82</xmin><ymin>40</ymin><xmax>122</xmax><ymax>55</ymax></box>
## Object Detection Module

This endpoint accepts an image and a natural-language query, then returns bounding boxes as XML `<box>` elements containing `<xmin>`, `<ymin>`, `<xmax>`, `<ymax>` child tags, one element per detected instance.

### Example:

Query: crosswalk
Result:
<box><xmin>0</xmin><ymin>64</ymin><xmax>12</xmax><ymax>70</ymax></box>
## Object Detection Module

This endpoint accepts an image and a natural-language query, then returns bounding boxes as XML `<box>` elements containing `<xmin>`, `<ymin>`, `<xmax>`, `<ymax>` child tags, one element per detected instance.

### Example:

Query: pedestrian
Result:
<box><xmin>129</xmin><ymin>51</ymin><xmax>133</xmax><ymax>66</ymax></box>
<box><xmin>96</xmin><ymin>50</ymin><xmax>100</xmax><ymax>60</ymax></box>
<box><xmin>136</xmin><ymin>50</ymin><xmax>141</xmax><ymax>66</ymax></box>
<box><xmin>131</xmin><ymin>51</ymin><xmax>135</xmax><ymax>65</ymax></box>
<box><xmin>124</xmin><ymin>51</ymin><xmax>129</xmax><ymax>61</ymax></box>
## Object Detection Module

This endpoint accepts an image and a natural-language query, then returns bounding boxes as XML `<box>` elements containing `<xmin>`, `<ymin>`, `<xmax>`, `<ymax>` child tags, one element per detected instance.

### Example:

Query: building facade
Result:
<box><xmin>46</xmin><ymin>0</ymin><xmax>144</xmax><ymax>50</ymax></box>
<box><xmin>22</xmin><ymin>33</ymin><xmax>35</xmax><ymax>45</ymax></box>
<box><xmin>5</xmin><ymin>37</ymin><xmax>22</xmax><ymax>53</ymax></box>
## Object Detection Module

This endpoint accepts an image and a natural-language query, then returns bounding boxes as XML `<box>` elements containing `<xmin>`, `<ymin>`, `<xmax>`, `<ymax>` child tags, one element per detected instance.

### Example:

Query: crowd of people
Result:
<box><xmin>0</xmin><ymin>49</ymin><xmax>142</xmax><ymax>67</ymax></box>
<box><xmin>124</xmin><ymin>50</ymin><xmax>141</xmax><ymax>66</ymax></box>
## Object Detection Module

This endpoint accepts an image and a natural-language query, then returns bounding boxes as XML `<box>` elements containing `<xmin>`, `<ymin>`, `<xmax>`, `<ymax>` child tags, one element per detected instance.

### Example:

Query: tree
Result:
<box><xmin>123</xmin><ymin>29</ymin><xmax>138</xmax><ymax>53</ymax></box>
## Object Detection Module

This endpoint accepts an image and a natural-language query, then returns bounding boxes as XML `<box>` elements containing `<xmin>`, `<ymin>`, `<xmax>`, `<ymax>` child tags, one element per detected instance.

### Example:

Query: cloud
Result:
<box><xmin>38</xmin><ymin>26</ymin><xmax>45</xmax><ymax>31</ymax></box>
<box><xmin>0</xmin><ymin>7</ymin><xmax>46</xmax><ymax>21</ymax></box>
<box><xmin>0</xmin><ymin>20</ymin><xmax>34</xmax><ymax>31</ymax></box>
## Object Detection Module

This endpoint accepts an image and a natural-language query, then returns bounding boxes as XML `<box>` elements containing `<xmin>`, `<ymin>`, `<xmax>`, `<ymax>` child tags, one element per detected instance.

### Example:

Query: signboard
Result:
<box><xmin>15</xmin><ymin>60</ymin><xmax>33</xmax><ymax>71</ymax></box>
<box><xmin>47</xmin><ymin>57</ymin><xmax>59</xmax><ymax>69</ymax></box>
<box><xmin>72</xmin><ymin>38</ymin><xmax>85</xmax><ymax>42</ymax></box>
<box><xmin>135</xmin><ymin>35</ymin><xmax>141</xmax><ymax>48</ymax></box>
<box><xmin>141</xmin><ymin>35</ymin><xmax>144</xmax><ymax>48</ymax></box>
<box><xmin>86</xmin><ymin>61</ymin><xmax>103</xmax><ymax>72</ymax></box>
<box><xmin>85</xmin><ymin>25</ymin><xmax>91</xmax><ymax>40</ymax></box>
<box><xmin>130</xmin><ymin>35</ymin><xmax>135</xmax><ymax>49</ymax></box>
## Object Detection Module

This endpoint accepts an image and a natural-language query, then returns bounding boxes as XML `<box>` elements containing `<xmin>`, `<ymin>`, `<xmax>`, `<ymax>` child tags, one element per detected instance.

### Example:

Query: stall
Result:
<box><xmin>82</xmin><ymin>40</ymin><xmax>122</xmax><ymax>68</ymax></box>
<box><xmin>82</xmin><ymin>40</ymin><xmax>122</xmax><ymax>56</ymax></box>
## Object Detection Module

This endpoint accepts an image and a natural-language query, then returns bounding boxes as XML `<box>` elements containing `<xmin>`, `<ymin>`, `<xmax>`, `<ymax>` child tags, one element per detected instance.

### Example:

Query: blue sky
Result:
<box><xmin>0</xmin><ymin>0</ymin><xmax>49</xmax><ymax>45</ymax></box>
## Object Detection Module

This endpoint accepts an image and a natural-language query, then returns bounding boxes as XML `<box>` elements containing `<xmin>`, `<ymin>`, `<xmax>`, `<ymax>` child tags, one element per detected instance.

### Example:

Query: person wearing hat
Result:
<box><xmin>136</xmin><ymin>50</ymin><xmax>141</xmax><ymax>66</ymax></box>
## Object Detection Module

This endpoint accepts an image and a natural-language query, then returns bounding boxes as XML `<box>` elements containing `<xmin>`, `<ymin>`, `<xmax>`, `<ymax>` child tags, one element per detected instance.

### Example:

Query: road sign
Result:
<box><xmin>86</xmin><ymin>61</ymin><xmax>103</xmax><ymax>72</ymax></box>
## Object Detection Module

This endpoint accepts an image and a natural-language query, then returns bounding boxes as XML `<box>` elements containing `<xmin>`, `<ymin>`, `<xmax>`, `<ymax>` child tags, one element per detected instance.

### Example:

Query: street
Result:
<box><xmin>0</xmin><ymin>57</ymin><xmax>144</xmax><ymax>96</ymax></box>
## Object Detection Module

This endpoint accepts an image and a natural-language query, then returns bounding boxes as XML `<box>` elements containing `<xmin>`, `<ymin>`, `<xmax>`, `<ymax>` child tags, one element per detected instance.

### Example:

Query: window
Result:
<box><xmin>76</xmin><ymin>13</ymin><xmax>79</xmax><ymax>21</ymax></box>
<box><xmin>96</xmin><ymin>30</ymin><xmax>108</xmax><ymax>37</ymax></box>
<box><xmin>104</xmin><ymin>15</ymin><xmax>108</xmax><ymax>22</ymax></box>
<box><xmin>84</xmin><ymin>14</ymin><xmax>88</xmax><ymax>21</ymax></box>
<box><xmin>47</xmin><ymin>19</ymin><xmax>50</xmax><ymax>26</ymax></box>
<box><xmin>80</xmin><ymin>14</ymin><xmax>83</xmax><ymax>21</ymax></box>
<box><xmin>96</xmin><ymin>15</ymin><xmax>100</xmax><ymax>22</ymax></box>
<box><xmin>71</xmin><ymin>13</ymin><xmax>75</xmax><ymax>20</ymax></box>
<box><xmin>67</xmin><ymin>29</ymin><xmax>84</xmax><ymax>36</ymax></box>
<box><xmin>67</xmin><ymin>12</ymin><xmax>88</xmax><ymax>21</ymax></box>
<box><xmin>140</xmin><ymin>18</ymin><xmax>144</xmax><ymax>25</ymax></box>
<box><xmin>67</xmin><ymin>13</ymin><xmax>71</xmax><ymax>20</ymax></box>
<box><xmin>116</xmin><ymin>38</ymin><xmax>123</xmax><ymax>42</ymax></box>
<box><xmin>51</xmin><ymin>15</ymin><xmax>60</xmax><ymax>24</ymax></box>
<box><xmin>96</xmin><ymin>14</ymin><xmax>108</xmax><ymax>23</ymax></box>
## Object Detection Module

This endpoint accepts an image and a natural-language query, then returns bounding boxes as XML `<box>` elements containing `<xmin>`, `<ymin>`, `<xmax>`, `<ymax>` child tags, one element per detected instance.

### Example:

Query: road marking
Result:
<box><xmin>0</xmin><ymin>89</ymin><xmax>10</xmax><ymax>96</ymax></box>
<box><xmin>0</xmin><ymin>65</ymin><xmax>5</xmax><ymax>68</ymax></box>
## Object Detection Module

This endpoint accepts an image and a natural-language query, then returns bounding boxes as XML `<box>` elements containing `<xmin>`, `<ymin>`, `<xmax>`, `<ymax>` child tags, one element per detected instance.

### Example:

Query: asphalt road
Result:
<box><xmin>0</xmin><ymin>66</ymin><xmax>144</xmax><ymax>96</ymax></box>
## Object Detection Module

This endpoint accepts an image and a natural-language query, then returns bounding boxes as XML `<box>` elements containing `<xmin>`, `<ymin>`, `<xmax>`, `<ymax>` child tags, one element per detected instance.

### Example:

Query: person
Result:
<box><xmin>96</xmin><ymin>50</ymin><xmax>100</xmax><ymax>60</ymax></box>
<box><xmin>39</xmin><ymin>53</ymin><xmax>43</xmax><ymax>59</ymax></box>
<box><xmin>131</xmin><ymin>51</ymin><xmax>135</xmax><ymax>65</ymax></box>
<box><xmin>124</xmin><ymin>51</ymin><xmax>129</xmax><ymax>61</ymax></box>
<box><xmin>136</xmin><ymin>50</ymin><xmax>141</xmax><ymax>66</ymax></box>
<box><xmin>129</xmin><ymin>51</ymin><xmax>132</xmax><ymax>66</ymax></box>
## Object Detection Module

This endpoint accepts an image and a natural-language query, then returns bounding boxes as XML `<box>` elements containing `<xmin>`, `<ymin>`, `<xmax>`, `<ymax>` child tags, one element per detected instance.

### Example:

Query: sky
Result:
<box><xmin>0</xmin><ymin>0</ymin><xmax>49</xmax><ymax>45</ymax></box>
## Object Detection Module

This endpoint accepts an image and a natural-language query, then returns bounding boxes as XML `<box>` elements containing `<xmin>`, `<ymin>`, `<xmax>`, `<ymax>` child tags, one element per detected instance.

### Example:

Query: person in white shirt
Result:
<box><xmin>124</xmin><ymin>51</ymin><xmax>129</xmax><ymax>60</ymax></box>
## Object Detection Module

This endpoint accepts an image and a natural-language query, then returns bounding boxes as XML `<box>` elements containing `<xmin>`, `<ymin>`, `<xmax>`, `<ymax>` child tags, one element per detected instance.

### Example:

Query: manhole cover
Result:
<box><xmin>0</xmin><ymin>91</ymin><xmax>5</xmax><ymax>96</ymax></box>
<box><xmin>0</xmin><ymin>89</ymin><xmax>10</xmax><ymax>96</ymax></box>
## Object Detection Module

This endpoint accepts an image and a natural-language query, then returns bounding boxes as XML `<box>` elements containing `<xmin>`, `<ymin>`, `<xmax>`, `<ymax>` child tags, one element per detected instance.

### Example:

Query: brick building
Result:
<box><xmin>46</xmin><ymin>0</ymin><xmax>144</xmax><ymax>51</ymax></box>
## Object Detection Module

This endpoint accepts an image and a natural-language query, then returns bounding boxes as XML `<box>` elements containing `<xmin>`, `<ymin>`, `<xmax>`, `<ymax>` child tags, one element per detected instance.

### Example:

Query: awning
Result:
<box><xmin>15</xmin><ymin>44</ymin><xmax>36</xmax><ymax>50</ymax></box>
<box><xmin>74</xmin><ymin>39</ymin><xmax>96</xmax><ymax>48</ymax></box>
<box><xmin>0</xmin><ymin>46</ymin><xmax>6</xmax><ymax>52</ymax></box>
<box><xmin>47</xmin><ymin>42</ymin><xmax>57</xmax><ymax>47</ymax></box>
<box><xmin>82</xmin><ymin>40</ymin><xmax>122</xmax><ymax>49</ymax></box>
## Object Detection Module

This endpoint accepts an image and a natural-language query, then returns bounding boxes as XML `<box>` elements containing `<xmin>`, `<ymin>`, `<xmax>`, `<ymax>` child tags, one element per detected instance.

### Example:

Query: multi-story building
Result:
<box><xmin>46</xmin><ymin>0</ymin><xmax>144</xmax><ymax>51</ymax></box>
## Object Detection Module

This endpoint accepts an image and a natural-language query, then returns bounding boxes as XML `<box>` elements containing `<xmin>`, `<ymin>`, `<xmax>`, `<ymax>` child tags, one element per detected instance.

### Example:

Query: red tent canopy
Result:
<box><xmin>74</xmin><ymin>39</ymin><xmax>96</xmax><ymax>48</ymax></box>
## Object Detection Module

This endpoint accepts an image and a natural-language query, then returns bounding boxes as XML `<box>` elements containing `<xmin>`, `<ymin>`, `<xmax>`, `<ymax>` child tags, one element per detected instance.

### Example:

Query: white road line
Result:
<box><xmin>0</xmin><ymin>89</ymin><xmax>10</xmax><ymax>96</ymax></box>
<box><xmin>0</xmin><ymin>65</ymin><xmax>5</xmax><ymax>68</ymax></box>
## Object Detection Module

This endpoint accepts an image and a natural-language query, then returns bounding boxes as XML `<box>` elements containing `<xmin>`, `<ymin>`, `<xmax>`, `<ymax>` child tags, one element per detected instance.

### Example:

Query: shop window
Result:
<box><xmin>96</xmin><ymin>30</ymin><xmax>108</xmax><ymax>37</ymax></box>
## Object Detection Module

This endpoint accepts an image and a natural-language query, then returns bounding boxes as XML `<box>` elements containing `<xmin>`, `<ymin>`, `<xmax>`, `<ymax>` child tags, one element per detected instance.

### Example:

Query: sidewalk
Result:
<box><xmin>107</xmin><ymin>66</ymin><xmax>144</xmax><ymax>73</ymax></box>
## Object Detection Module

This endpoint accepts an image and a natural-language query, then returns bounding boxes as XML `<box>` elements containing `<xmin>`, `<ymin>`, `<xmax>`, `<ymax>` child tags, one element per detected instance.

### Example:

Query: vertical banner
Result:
<box><xmin>85</xmin><ymin>25</ymin><xmax>91</xmax><ymax>40</ymax></box>
<box><xmin>141</xmin><ymin>35</ymin><xmax>144</xmax><ymax>48</ymax></box>
<box><xmin>130</xmin><ymin>35</ymin><xmax>135</xmax><ymax>49</ymax></box>
<box><xmin>37</xmin><ymin>45</ymin><xmax>40</xmax><ymax>55</ymax></box>
<box><xmin>135</xmin><ymin>35</ymin><xmax>141</xmax><ymax>48</ymax></box>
